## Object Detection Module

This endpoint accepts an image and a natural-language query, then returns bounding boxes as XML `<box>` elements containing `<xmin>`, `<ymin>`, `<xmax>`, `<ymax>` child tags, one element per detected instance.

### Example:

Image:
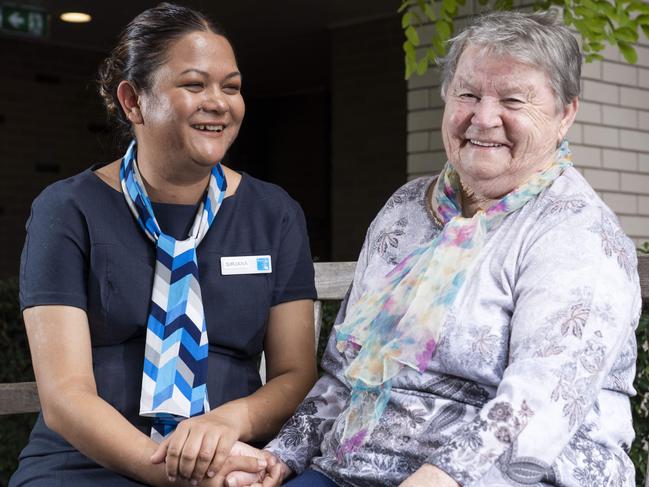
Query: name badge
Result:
<box><xmin>220</xmin><ymin>255</ymin><xmax>272</xmax><ymax>275</ymax></box>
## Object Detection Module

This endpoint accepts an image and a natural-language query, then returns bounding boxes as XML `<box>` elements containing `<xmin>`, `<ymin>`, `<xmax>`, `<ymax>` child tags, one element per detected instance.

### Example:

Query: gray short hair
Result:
<box><xmin>439</xmin><ymin>10</ymin><xmax>581</xmax><ymax>109</ymax></box>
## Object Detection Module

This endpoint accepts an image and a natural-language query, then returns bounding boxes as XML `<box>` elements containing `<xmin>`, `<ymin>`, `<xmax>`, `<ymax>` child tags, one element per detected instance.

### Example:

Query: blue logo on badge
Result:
<box><xmin>257</xmin><ymin>257</ymin><xmax>270</xmax><ymax>271</ymax></box>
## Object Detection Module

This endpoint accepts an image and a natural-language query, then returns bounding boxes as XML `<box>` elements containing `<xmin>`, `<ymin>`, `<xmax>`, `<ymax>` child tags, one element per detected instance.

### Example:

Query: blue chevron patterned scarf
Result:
<box><xmin>120</xmin><ymin>140</ymin><xmax>227</xmax><ymax>441</ymax></box>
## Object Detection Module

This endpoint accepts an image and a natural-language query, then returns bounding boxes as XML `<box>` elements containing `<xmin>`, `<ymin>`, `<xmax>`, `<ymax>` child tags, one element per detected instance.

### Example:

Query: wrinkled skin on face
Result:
<box><xmin>441</xmin><ymin>43</ymin><xmax>578</xmax><ymax>211</ymax></box>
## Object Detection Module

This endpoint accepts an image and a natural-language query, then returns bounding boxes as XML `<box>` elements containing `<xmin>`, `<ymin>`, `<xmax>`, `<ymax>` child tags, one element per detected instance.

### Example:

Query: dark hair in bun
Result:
<box><xmin>97</xmin><ymin>2</ymin><xmax>230</xmax><ymax>143</ymax></box>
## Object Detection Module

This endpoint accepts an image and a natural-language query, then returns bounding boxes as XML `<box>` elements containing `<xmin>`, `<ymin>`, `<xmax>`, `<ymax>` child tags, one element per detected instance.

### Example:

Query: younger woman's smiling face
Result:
<box><xmin>134</xmin><ymin>30</ymin><xmax>245</xmax><ymax>176</ymax></box>
<box><xmin>441</xmin><ymin>43</ymin><xmax>577</xmax><ymax>199</ymax></box>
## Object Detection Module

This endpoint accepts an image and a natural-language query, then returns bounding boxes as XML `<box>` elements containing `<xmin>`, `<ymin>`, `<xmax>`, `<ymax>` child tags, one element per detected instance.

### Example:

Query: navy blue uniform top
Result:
<box><xmin>11</xmin><ymin>164</ymin><xmax>316</xmax><ymax>486</ymax></box>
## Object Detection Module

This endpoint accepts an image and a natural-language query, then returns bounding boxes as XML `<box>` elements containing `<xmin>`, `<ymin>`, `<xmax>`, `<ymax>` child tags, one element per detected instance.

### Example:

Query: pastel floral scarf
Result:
<box><xmin>334</xmin><ymin>141</ymin><xmax>572</xmax><ymax>459</ymax></box>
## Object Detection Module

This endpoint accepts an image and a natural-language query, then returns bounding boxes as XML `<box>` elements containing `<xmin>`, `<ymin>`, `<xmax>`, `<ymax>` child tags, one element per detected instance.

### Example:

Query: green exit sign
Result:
<box><xmin>0</xmin><ymin>4</ymin><xmax>49</xmax><ymax>38</ymax></box>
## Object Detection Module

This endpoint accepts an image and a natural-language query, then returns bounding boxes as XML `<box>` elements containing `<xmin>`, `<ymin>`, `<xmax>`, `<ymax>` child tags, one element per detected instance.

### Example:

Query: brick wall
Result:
<box><xmin>407</xmin><ymin>6</ymin><xmax>649</xmax><ymax>245</ymax></box>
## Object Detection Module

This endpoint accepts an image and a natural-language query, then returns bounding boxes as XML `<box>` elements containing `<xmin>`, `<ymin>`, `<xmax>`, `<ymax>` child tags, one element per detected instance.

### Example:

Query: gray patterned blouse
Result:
<box><xmin>266</xmin><ymin>167</ymin><xmax>641</xmax><ymax>487</ymax></box>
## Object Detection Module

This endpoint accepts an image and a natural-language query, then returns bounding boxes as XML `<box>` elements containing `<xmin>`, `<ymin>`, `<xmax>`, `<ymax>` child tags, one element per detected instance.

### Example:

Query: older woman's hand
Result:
<box><xmin>151</xmin><ymin>411</ymin><xmax>244</xmax><ymax>483</ymax></box>
<box><xmin>398</xmin><ymin>464</ymin><xmax>459</xmax><ymax>487</ymax></box>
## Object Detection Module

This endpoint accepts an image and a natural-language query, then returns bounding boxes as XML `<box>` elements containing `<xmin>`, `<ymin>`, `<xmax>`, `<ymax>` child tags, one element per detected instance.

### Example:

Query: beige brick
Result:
<box><xmin>600</xmin><ymin>44</ymin><xmax>620</xmax><ymax>62</ymax></box>
<box><xmin>637</xmin><ymin>45</ymin><xmax>649</xmax><ymax>68</ymax></box>
<box><xmin>620</xmin><ymin>87</ymin><xmax>649</xmax><ymax>110</ymax></box>
<box><xmin>583</xmin><ymin>125</ymin><xmax>619</xmax><ymax>148</ymax></box>
<box><xmin>605</xmin><ymin>106</ymin><xmax>638</xmax><ymax>129</ymax></box>
<box><xmin>570</xmin><ymin>144</ymin><xmax>601</xmax><ymax>168</ymax></box>
<box><xmin>621</xmin><ymin>171</ymin><xmax>649</xmax><ymax>194</ymax></box>
<box><xmin>639</xmin><ymin>68</ymin><xmax>649</xmax><ymax>89</ymax></box>
<box><xmin>583</xmin><ymin>168</ymin><xmax>620</xmax><ymax>191</ymax></box>
<box><xmin>639</xmin><ymin>196</ymin><xmax>649</xmax><ymax>215</ymax></box>
<box><xmin>575</xmin><ymin>101</ymin><xmax>600</xmax><ymax>124</ymax></box>
<box><xmin>620</xmin><ymin>129</ymin><xmax>649</xmax><ymax>152</ymax></box>
<box><xmin>640</xmin><ymin>153</ymin><xmax>649</xmax><ymax>173</ymax></box>
<box><xmin>408</xmin><ymin>151</ymin><xmax>445</xmax><ymax>173</ymax></box>
<box><xmin>408</xmin><ymin>132</ymin><xmax>429</xmax><ymax>153</ymax></box>
<box><xmin>619</xmin><ymin>215</ymin><xmax>649</xmax><ymax>237</ymax></box>
<box><xmin>582</xmin><ymin>80</ymin><xmax>619</xmax><ymax>104</ymax></box>
<box><xmin>602</xmin><ymin>149</ymin><xmax>637</xmax><ymax>171</ymax></box>
<box><xmin>415</xmin><ymin>24</ymin><xmax>435</xmax><ymax>46</ymax></box>
<box><xmin>408</xmin><ymin>89</ymin><xmax>429</xmax><ymax>110</ymax></box>
<box><xmin>602</xmin><ymin>62</ymin><xmax>637</xmax><ymax>86</ymax></box>
<box><xmin>581</xmin><ymin>60</ymin><xmax>601</xmax><ymax>80</ymax></box>
<box><xmin>429</xmin><ymin>130</ymin><xmax>444</xmax><ymax>150</ymax></box>
<box><xmin>407</xmin><ymin>109</ymin><xmax>443</xmax><ymax>131</ymax></box>
<box><xmin>641</xmin><ymin>26</ymin><xmax>649</xmax><ymax>47</ymax></box>
<box><xmin>408</xmin><ymin>69</ymin><xmax>438</xmax><ymax>90</ymax></box>
<box><xmin>429</xmin><ymin>88</ymin><xmax>445</xmax><ymax>108</ymax></box>
<box><xmin>567</xmin><ymin>123</ymin><xmax>583</xmax><ymax>144</ymax></box>
<box><xmin>601</xmin><ymin>192</ymin><xmax>637</xmax><ymax>214</ymax></box>
<box><xmin>639</xmin><ymin>110</ymin><xmax>649</xmax><ymax>131</ymax></box>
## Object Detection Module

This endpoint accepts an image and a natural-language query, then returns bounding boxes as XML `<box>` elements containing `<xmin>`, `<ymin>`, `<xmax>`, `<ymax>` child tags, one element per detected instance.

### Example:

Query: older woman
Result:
<box><xmin>231</xmin><ymin>9</ymin><xmax>641</xmax><ymax>487</ymax></box>
<box><xmin>11</xmin><ymin>3</ymin><xmax>317</xmax><ymax>486</ymax></box>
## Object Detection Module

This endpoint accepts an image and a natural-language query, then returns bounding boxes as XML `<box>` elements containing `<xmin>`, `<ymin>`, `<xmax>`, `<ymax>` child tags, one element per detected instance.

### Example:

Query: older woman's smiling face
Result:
<box><xmin>442</xmin><ymin>43</ymin><xmax>577</xmax><ymax>200</ymax></box>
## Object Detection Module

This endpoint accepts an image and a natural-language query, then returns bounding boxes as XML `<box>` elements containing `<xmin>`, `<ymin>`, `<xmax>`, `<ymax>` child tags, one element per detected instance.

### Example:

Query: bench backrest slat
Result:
<box><xmin>1</xmin><ymin>257</ymin><xmax>647</xmax><ymax>415</ymax></box>
<box><xmin>0</xmin><ymin>261</ymin><xmax>358</xmax><ymax>415</ymax></box>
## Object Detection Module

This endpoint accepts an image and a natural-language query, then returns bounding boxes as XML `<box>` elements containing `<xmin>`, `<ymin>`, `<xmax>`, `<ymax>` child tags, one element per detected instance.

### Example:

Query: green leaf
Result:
<box><xmin>597</xmin><ymin>1</ymin><xmax>616</xmax><ymax>17</ymax></box>
<box><xmin>405</xmin><ymin>55</ymin><xmax>417</xmax><ymax>79</ymax></box>
<box><xmin>588</xmin><ymin>41</ymin><xmax>606</xmax><ymax>51</ymax></box>
<box><xmin>435</xmin><ymin>19</ymin><xmax>452</xmax><ymax>40</ymax></box>
<box><xmin>574</xmin><ymin>6</ymin><xmax>595</xmax><ymax>18</ymax></box>
<box><xmin>574</xmin><ymin>18</ymin><xmax>595</xmax><ymax>36</ymax></box>
<box><xmin>405</xmin><ymin>25</ymin><xmax>421</xmax><ymax>46</ymax></box>
<box><xmin>618</xmin><ymin>41</ymin><xmax>638</xmax><ymax>63</ymax></box>
<box><xmin>628</xmin><ymin>1</ymin><xmax>649</xmax><ymax>14</ymax></box>
<box><xmin>615</xmin><ymin>26</ymin><xmax>639</xmax><ymax>43</ymax></box>
<box><xmin>423</xmin><ymin>2</ymin><xmax>436</xmax><ymax>21</ymax></box>
<box><xmin>403</xmin><ymin>40</ymin><xmax>416</xmax><ymax>60</ymax></box>
<box><xmin>402</xmin><ymin>12</ymin><xmax>413</xmax><ymax>29</ymax></box>
<box><xmin>398</xmin><ymin>0</ymin><xmax>412</xmax><ymax>13</ymax></box>
<box><xmin>432</xmin><ymin>36</ymin><xmax>446</xmax><ymax>56</ymax></box>
<box><xmin>417</xmin><ymin>57</ymin><xmax>429</xmax><ymax>75</ymax></box>
<box><xmin>635</xmin><ymin>14</ymin><xmax>649</xmax><ymax>25</ymax></box>
<box><xmin>585</xmin><ymin>52</ymin><xmax>605</xmax><ymax>62</ymax></box>
<box><xmin>442</xmin><ymin>0</ymin><xmax>458</xmax><ymax>16</ymax></box>
<box><xmin>589</xmin><ymin>15</ymin><xmax>609</xmax><ymax>30</ymax></box>
<box><xmin>642</xmin><ymin>24</ymin><xmax>649</xmax><ymax>39</ymax></box>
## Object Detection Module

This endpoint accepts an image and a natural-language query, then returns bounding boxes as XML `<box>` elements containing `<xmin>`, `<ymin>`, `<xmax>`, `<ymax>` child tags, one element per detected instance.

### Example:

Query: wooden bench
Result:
<box><xmin>1</xmin><ymin>256</ymin><xmax>649</xmax><ymax>482</ymax></box>
<box><xmin>0</xmin><ymin>261</ymin><xmax>358</xmax><ymax>415</ymax></box>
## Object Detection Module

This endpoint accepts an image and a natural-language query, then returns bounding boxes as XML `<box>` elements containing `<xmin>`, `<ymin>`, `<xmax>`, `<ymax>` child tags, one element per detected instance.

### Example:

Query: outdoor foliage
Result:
<box><xmin>400</xmin><ymin>0</ymin><xmax>649</xmax><ymax>78</ymax></box>
<box><xmin>0</xmin><ymin>278</ymin><xmax>35</xmax><ymax>485</ymax></box>
<box><xmin>633</xmin><ymin>310</ymin><xmax>649</xmax><ymax>486</ymax></box>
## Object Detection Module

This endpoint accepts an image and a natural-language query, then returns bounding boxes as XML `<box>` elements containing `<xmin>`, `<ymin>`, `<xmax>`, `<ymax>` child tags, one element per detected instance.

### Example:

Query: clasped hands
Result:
<box><xmin>149</xmin><ymin>413</ymin><xmax>287</xmax><ymax>486</ymax></box>
<box><xmin>147</xmin><ymin>413</ymin><xmax>458</xmax><ymax>487</ymax></box>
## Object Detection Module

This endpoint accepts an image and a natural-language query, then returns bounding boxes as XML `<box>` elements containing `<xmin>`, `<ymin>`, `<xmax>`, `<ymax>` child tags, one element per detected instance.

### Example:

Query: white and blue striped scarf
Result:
<box><xmin>120</xmin><ymin>140</ymin><xmax>227</xmax><ymax>441</ymax></box>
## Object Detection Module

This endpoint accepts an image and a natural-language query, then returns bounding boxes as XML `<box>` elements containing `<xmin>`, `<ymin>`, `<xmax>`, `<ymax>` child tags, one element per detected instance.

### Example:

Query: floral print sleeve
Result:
<box><xmin>427</xmin><ymin>203</ymin><xmax>641</xmax><ymax>486</ymax></box>
<box><xmin>263</xmin><ymin>226</ymin><xmax>379</xmax><ymax>474</ymax></box>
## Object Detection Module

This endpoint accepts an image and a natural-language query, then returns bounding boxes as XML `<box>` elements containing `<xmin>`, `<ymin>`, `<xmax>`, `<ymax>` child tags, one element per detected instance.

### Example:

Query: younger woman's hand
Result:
<box><xmin>225</xmin><ymin>451</ymin><xmax>291</xmax><ymax>487</ymax></box>
<box><xmin>150</xmin><ymin>413</ymin><xmax>241</xmax><ymax>484</ymax></box>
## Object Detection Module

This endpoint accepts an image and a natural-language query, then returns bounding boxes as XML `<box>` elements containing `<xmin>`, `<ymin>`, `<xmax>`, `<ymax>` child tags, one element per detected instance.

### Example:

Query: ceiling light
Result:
<box><xmin>60</xmin><ymin>12</ymin><xmax>92</xmax><ymax>23</ymax></box>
